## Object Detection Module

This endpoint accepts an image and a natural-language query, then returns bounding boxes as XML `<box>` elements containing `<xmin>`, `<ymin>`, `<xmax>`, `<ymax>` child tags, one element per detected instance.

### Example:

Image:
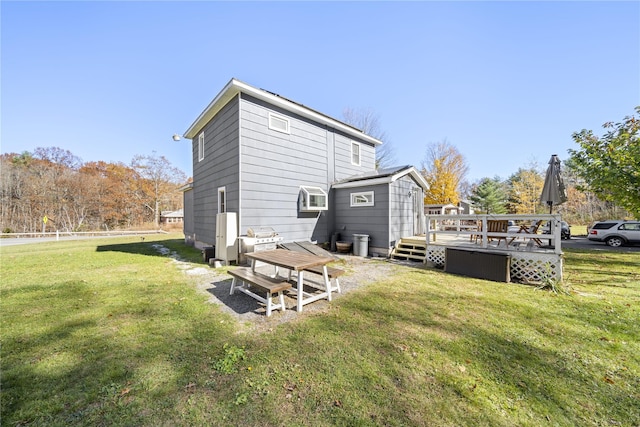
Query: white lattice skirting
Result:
<box><xmin>426</xmin><ymin>247</ymin><xmax>563</xmax><ymax>283</ymax></box>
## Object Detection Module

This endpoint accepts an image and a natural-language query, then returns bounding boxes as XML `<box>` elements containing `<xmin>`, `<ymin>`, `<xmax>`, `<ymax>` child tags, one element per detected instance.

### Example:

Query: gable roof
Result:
<box><xmin>183</xmin><ymin>78</ymin><xmax>383</xmax><ymax>146</ymax></box>
<box><xmin>331</xmin><ymin>165</ymin><xmax>429</xmax><ymax>191</ymax></box>
<box><xmin>160</xmin><ymin>209</ymin><xmax>184</xmax><ymax>218</ymax></box>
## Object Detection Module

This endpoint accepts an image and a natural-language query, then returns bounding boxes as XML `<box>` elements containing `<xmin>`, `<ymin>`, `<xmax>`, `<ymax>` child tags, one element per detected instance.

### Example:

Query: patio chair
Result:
<box><xmin>473</xmin><ymin>220</ymin><xmax>508</xmax><ymax>245</ymax></box>
<box><xmin>508</xmin><ymin>220</ymin><xmax>543</xmax><ymax>246</ymax></box>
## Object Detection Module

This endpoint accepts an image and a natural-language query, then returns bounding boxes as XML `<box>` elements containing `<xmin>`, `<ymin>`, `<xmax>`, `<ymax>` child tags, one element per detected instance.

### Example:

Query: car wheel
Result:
<box><xmin>605</xmin><ymin>236</ymin><xmax>624</xmax><ymax>247</ymax></box>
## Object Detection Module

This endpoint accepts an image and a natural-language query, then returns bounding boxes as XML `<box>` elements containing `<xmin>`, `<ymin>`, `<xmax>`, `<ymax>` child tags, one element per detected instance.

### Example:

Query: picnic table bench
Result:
<box><xmin>245</xmin><ymin>249</ymin><xmax>335</xmax><ymax>312</ymax></box>
<box><xmin>302</xmin><ymin>265</ymin><xmax>344</xmax><ymax>294</ymax></box>
<box><xmin>228</xmin><ymin>267</ymin><xmax>291</xmax><ymax>316</ymax></box>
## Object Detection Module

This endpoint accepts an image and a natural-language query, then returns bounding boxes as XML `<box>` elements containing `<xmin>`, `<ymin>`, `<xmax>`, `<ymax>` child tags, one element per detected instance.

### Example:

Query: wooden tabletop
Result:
<box><xmin>245</xmin><ymin>249</ymin><xmax>334</xmax><ymax>271</ymax></box>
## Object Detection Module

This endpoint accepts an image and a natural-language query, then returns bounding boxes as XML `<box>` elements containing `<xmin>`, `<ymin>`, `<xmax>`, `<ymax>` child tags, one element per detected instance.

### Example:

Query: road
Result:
<box><xmin>0</xmin><ymin>233</ymin><xmax>156</xmax><ymax>247</ymax></box>
<box><xmin>561</xmin><ymin>236</ymin><xmax>640</xmax><ymax>253</ymax></box>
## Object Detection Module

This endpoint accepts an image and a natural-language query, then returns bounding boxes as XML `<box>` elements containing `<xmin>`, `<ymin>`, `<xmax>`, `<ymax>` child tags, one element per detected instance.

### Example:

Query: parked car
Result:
<box><xmin>587</xmin><ymin>220</ymin><xmax>640</xmax><ymax>247</ymax></box>
<box><xmin>506</xmin><ymin>220</ymin><xmax>570</xmax><ymax>240</ymax></box>
<box><xmin>541</xmin><ymin>221</ymin><xmax>571</xmax><ymax>240</ymax></box>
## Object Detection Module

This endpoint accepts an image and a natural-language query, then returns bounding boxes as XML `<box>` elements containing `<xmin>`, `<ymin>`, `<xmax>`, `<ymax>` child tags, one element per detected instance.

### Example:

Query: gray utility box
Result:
<box><xmin>445</xmin><ymin>248</ymin><xmax>511</xmax><ymax>282</ymax></box>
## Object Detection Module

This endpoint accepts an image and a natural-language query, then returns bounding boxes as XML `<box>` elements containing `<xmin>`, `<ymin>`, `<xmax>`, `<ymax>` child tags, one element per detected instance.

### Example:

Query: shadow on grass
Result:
<box><xmin>205</xmin><ymin>278</ymin><xmax>266</xmax><ymax>316</ymax></box>
<box><xmin>96</xmin><ymin>239</ymin><xmax>204</xmax><ymax>263</ymax></box>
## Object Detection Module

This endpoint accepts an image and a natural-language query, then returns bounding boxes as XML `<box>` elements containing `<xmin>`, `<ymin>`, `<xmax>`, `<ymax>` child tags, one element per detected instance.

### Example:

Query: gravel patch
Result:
<box><xmin>151</xmin><ymin>244</ymin><xmax>428</xmax><ymax>332</ymax></box>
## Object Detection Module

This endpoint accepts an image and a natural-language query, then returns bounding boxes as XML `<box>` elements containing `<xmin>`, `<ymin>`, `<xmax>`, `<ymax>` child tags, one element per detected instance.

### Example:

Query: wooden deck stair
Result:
<box><xmin>390</xmin><ymin>237</ymin><xmax>427</xmax><ymax>261</ymax></box>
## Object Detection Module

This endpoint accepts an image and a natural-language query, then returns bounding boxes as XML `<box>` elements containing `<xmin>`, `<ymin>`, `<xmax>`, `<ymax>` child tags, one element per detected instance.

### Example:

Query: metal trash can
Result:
<box><xmin>352</xmin><ymin>234</ymin><xmax>369</xmax><ymax>257</ymax></box>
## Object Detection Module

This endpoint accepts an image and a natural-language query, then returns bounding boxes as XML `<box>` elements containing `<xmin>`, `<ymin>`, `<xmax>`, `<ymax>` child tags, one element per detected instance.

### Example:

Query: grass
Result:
<box><xmin>1</xmin><ymin>234</ymin><xmax>639</xmax><ymax>426</ymax></box>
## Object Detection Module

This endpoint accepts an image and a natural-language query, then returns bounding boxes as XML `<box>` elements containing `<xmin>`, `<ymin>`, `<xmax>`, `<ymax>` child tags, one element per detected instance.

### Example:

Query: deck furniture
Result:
<box><xmin>508</xmin><ymin>220</ymin><xmax>544</xmax><ymax>246</ymax></box>
<box><xmin>473</xmin><ymin>220</ymin><xmax>509</xmax><ymax>245</ymax></box>
<box><xmin>245</xmin><ymin>249</ymin><xmax>335</xmax><ymax>312</ymax></box>
<box><xmin>302</xmin><ymin>265</ymin><xmax>344</xmax><ymax>294</ymax></box>
<box><xmin>228</xmin><ymin>267</ymin><xmax>291</xmax><ymax>316</ymax></box>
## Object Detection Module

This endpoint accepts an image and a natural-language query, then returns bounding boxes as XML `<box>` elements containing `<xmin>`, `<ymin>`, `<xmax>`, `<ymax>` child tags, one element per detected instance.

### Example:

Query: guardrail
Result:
<box><xmin>1</xmin><ymin>230</ymin><xmax>168</xmax><ymax>239</ymax></box>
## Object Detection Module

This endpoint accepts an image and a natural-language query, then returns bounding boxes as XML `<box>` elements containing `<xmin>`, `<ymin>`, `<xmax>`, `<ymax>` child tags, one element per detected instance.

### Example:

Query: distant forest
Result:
<box><xmin>1</xmin><ymin>147</ymin><xmax>188</xmax><ymax>233</ymax></box>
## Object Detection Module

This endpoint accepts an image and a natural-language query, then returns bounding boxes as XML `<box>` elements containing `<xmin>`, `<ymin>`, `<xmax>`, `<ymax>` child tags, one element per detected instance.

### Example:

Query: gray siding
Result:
<box><xmin>333</xmin><ymin>132</ymin><xmax>376</xmax><ymax>179</ymax></box>
<box><xmin>389</xmin><ymin>175</ymin><xmax>419</xmax><ymax>244</ymax></box>
<box><xmin>333</xmin><ymin>175</ymin><xmax>425</xmax><ymax>253</ymax></box>
<box><xmin>238</xmin><ymin>94</ymin><xmax>375</xmax><ymax>243</ymax></box>
<box><xmin>183</xmin><ymin>188</ymin><xmax>194</xmax><ymax>235</ymax></box>
<box><xmin>192</xmin><ymin>96</ymin><xmax>240</xmax><ymax>246</ymax></box>
<box><xmin>333</xmin><ymin>184</ymin><xmax>390</xmax><ymax>251</ymax></box>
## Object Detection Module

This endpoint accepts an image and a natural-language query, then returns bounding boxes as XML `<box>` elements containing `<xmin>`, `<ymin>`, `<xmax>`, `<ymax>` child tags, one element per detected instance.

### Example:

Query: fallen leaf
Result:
<box><xmin>458</xmin><ymin>365</ymin><xmax>466</xmax><ymax>373</ymax></box>
<box><xmin>334</xmin><ymin>399</ymin><xmax>342</xmax><ymax>408</ymax></box>
<box><xmin>603</xmin><ymin>376</ymin><xmax>615</xmax><ymax>384</ymax></box>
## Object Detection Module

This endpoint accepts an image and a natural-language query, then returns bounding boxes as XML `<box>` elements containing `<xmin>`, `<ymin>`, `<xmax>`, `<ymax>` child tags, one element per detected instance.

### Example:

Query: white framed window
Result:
<box><xmin>268</xmin><ymin>113</ymin><xmax>290</xmax><ymax>134</ymax></box>
<box><xmin>218</xmin><ymin>186</ymin><xmax>226</xmax><ymax>213</ymax></box>
<box><xmin>350</xmin><ymin>191</ymin><xmax>374</xmax><ymax>207</ymax></box>
<box><xmin>198</xmin><ymin>132</ymin><xmax>205</xmax><ymax>161</ymax></box>
<box><xmin>351</xmin><ymin>141</ymin><xmax>361</xmax><ymax>166</ymax></box>
<box><xmin>299</xmin><ymin>186</ymin><xmax>328</xmax><ymax>211</ymax></box>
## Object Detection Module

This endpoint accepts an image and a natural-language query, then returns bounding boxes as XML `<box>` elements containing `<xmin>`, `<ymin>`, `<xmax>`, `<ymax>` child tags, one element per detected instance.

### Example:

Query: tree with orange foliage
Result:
<box><xmin>507</xmin><ymin>168</ymin><xmax>545</xmax><ymax>214</ymax></box>
<box><xmin>420</xmin><ymin>141</ymin><xmax>469</xmax><ymax>205</ymax></box>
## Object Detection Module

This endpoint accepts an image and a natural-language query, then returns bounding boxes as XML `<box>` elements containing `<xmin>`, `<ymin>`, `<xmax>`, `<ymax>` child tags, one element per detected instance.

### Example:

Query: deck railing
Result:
<box><xmin>424</xmin><ymin>214</ymin><xmax>564</xmax><ymax>283</ymax></box>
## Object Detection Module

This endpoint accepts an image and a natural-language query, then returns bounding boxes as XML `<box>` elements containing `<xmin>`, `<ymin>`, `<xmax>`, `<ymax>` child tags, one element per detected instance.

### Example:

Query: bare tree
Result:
<box><xmin>131</xmin><ymin>152</ymin><xmax>187</xmax><ymax>228</ymax></box>
<box><xmin>342</xmin><ymin>107</ymin><xmax>396</xmax><ymax>169</ymax></box>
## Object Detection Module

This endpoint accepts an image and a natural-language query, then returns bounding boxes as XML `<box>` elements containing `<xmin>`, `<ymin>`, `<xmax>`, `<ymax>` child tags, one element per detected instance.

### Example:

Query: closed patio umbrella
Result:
<box><xmin>540</xmin><ymin>154</ymin><xmax>568</xmax><ymax>213</ymax></box>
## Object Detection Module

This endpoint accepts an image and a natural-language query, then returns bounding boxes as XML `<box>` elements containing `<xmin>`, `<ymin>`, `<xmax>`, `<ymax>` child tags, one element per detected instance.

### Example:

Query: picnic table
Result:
<box><xmin>245</xmin><ymin>249</ymin><xmax>335</xmax><ymax>312</ymax></box>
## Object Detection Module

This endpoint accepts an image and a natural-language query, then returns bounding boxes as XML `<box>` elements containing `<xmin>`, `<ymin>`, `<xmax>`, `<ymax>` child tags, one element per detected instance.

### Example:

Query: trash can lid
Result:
<box><xmin>353</xmin><ymin>234</ymin><xmax>369</xmax><ymax>237</ymax></box>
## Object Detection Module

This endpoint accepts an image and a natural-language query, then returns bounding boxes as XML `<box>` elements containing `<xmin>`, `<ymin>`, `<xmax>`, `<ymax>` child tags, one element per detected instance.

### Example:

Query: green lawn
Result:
<box><xmin>1</xmin><ymin>235</ymin><xmax>638</xmax><ymax>426</ymax></box>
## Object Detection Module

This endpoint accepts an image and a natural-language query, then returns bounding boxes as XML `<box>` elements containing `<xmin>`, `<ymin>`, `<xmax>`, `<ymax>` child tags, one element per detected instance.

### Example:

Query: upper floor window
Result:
<box><xmin>351</xmin><ymin>141</ymin><xmax>361</xmax><ymax>166</ymax></box>
<box><xmin>269</xmin><ymin>113</ymin><xmax>290</xmax><ymax>134</ymax></box>
<box><xmin>350</xmin><ymin>191</ymin><xmax>374</xmax><ymax>207</ymax></box>
<box><xmin>198</xmin><ymin>133</ymin><xmax>205</xmax><ymax>161</ymax></box>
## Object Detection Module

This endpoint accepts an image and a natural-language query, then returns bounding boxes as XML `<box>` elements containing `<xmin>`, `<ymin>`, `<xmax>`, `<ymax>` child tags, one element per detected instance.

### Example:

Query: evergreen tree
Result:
<box><xmin>469</xmin><ymin>178</ymin><xmax>507</xmax><ymax>214</ymax></box>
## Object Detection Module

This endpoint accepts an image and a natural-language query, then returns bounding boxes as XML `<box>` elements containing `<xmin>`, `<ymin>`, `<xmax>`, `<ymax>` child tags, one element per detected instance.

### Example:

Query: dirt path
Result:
<box><xmin>152</xmin><ymin>244</ymin><xmax>426</xmax><ymax>332</ymax></box>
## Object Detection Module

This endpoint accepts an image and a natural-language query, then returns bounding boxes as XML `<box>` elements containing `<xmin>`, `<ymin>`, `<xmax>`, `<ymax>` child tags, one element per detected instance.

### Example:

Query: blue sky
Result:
<box><xmin>2</xmin><ymin>1</ymin><xmax>639</xmax><ymax>182</ymax></box>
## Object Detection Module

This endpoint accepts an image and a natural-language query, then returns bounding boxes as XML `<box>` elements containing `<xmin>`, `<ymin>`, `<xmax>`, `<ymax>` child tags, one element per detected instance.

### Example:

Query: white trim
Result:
<box><xmin>218</xmin><ymin>186</ymin><xmax>226</xmax><ymax>214</ymax></box>
<box><xmin>350</xmin><ymin>191</ymin><xmax>374</xmax><ymax>207</ymax></box>
<box><xmin>332</xmin><ymin>166</ymin><xmax>429</xmax><ymax>191</ymax></box>
<box><xmin>268</xmin><ymin>112</ymin><xmax>290</xmax><ymax>134</ymax></box>
<box><xmin>299</xmin><ymin>186</ymin><xmax>328</xmax><ymax>211</ymax></box>
<box><xmin>391</xmin><ymin>167</ymin><xmax>429</xmax><ymax>190</ymax></box>
<box><xmin>333</xmin><ymin>176</ymin><xmax>391</xmax><ymax>189</ymax></box>
<box><xmin>184</xmin><ymin>78</ymin><xmax>383</xmax><ymax>146</ymax></box>
<box><xmin>198</xmin><ymin>132</ymin><xmax>204</xmax><ymax>161</ymax></box>
<box><xmin>179</xmin><ymin>182</ymin><xmax>193</xmax><ymax>192</ymax></box>
<box><xmin>351</xmin><ymin>141</ymin><xmax>361</xmax><ymax>166</ymax></box>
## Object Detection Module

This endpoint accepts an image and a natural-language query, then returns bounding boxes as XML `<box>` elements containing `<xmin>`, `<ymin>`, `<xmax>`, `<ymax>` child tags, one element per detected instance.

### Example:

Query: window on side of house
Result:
<box><xmin>268</xmin><ymin>113</ymin><xmax>290</xmax><ymax>134</ymax></box>
<box><xmin>299</xmin><ymin>186</ymin><xmax>328</xmax><ymax>211</ymax></box>
<box><xmin>218</xmin><ymin>187</ymin><xmax>226</xmax><ymax>213</ymax></box>
<box><xmin>351</xmin><ymin>141</ymin><xmax>361</xmax><ymax>166</ymax></box>
<box><xmin>350</xmin><ymin>191</ymin><xmax>374</xmax><ymax>207</ymax></box>
<box><xmin>198</xmin><ymin>132</ymin><xmax>205</xmax><ymax>161</ymax></box>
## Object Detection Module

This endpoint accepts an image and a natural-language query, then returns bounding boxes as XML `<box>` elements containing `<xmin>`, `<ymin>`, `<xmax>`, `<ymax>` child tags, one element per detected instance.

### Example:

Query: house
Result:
<box><xmin>179</xmin><ymin>78</ymin><xmax>428</xmax><ymax>258</ymax></box>
<box><xmin>424</xmin><ymin>204</ymin><xmax>460</xmax><ymax>215</ymax></box>
<box><xmin>160</xmin><ymin>209</ymin><xmax>184</xmax><ymax>224</ymax></box>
